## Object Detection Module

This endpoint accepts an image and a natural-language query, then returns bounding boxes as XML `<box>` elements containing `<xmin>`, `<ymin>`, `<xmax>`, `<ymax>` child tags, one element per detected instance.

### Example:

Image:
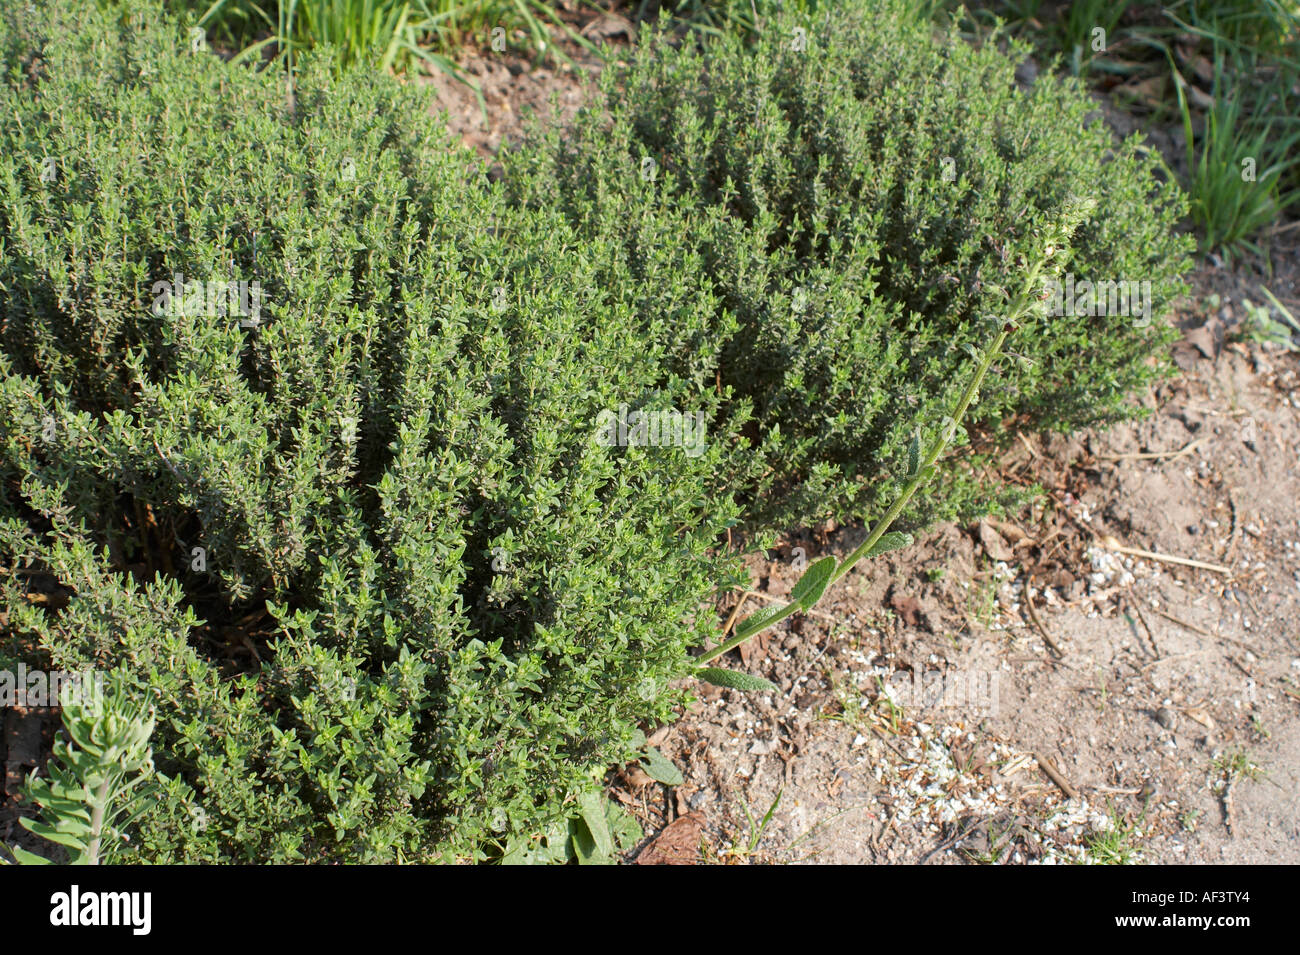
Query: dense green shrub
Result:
<box><xmin>0</xmin><ymin>0</ymin><xmax>745</xmax><ymax>862</ymax></box>
<box><xmin>505</xmin><ymin>0</ymin><xmax>1194</xmax><ymax>533</ymax></box>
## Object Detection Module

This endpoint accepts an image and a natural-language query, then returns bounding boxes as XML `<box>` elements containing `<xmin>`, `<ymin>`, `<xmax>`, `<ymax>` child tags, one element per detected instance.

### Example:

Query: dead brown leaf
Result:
<box><xmin>977</xmin><ymin>521</ymin><xmax>1015</xmax><ymax>562</ymax></box>
<box><xmin>635</xmin><ymin>812</ymin><xmax>705</xmax><ymax>865</ymax></box>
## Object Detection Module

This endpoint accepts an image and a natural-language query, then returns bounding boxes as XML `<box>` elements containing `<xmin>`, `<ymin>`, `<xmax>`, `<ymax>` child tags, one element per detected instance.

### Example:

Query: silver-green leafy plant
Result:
<box><xmin>695</xmin><ymin>197</ymin><xmax>1098</xmax><ymax>692</ymax></box>
<box><xmin>4</xmin><ymin>677</ymin><xmax>157</xmax><ymax>865</ymax></box>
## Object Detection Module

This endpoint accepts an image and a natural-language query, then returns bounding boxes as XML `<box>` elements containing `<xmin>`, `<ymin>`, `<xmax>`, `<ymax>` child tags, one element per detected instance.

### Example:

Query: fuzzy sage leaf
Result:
<box><xmin>733</xmin><ymin>603</ymin><xmax>790</xmax><ymax>641</ymax></box>
<box><xmin>865</xmin><ymin>531</ymin><xmax>914</xmax><ymax>559</ymax></box>
<box><xmin>697</xmin><ymin>667</ymin><xmax>780</xmax><ymax>693</ymax></box>
<box><xmin>640</xmin><ymin>747</ymin><xmax>685</xmax><ymax>786</ymax></box>
<box><xmin>789</xmin><ymin>555</ymin><xmax>837</xmax><ymax>611</ymax></box>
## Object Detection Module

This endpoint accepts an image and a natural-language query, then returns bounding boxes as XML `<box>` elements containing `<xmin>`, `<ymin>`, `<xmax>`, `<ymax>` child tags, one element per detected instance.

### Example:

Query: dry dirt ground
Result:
<box><xmin>413</xmin><ymin>14</ymin><xmax>1300</xmax><ymax>865</ymax></box>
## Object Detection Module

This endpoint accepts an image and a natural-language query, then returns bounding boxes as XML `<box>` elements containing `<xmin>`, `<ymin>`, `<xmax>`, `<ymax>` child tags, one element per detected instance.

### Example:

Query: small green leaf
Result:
<box><xmin>640</xmin><ymin>747</ymin><xmax>684</xmax><ymax>786</ymax></box>
<box><xmin>6</xmin><ymin>845</ymin><xmax>53</xmax><ymax>865</ymax></box>
<box><xmin>577</xmin><ymin>791</ymin><xmax>614</xmax><ymax>860</ymax></box>
<box><xmin>696</xmin><ymin>667</ymin><xmax>780</xmax><ymax>694</ymax></box>
<box><xmin>906</xmin><ymin>431</ymin><xmax>920</xmax><ymax>479</ymax></box>
<box><xmin>21</xmin><ymin>819</ymin><xmax>87</xmax><ymax>850</ymax></box>
<box><xmin>865</xmin><ymin>531</ymin><xmax>914</xmax><ymax>558</ymax></box>
<box><xmin>606</xmin><ymin>800</ymin><xmax>644</xmax><ymax>851</ymax></box>
<box><xmin>501</xmin><ymin>838</ymin><xmax>544</xmax><ymax>866</ymax></box>
<box><xmin>502</xmin><ymin>821</ymin><xmax>571</xmax><ymax>865</ymax></box>
<box><xmin>571</xmin><ymin>823</ymin><xmax>602</xmax><ymax>864</ymax></box>
<box><xmin>733</xmin><ymin>603</ymin><xmax>789</xmax><ymax>641</ymax></box>
<box><xmin>790</xmin><ymin>555</ymin><xmax>836</xmax><ymax>610</ymax></box>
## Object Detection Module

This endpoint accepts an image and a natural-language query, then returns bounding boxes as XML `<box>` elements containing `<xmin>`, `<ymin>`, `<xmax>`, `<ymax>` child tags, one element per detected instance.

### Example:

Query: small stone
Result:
<box><xmin>1155</xmin><ymin>706</ymin><xmax>1176</xmax><ymax>730</ymax></box>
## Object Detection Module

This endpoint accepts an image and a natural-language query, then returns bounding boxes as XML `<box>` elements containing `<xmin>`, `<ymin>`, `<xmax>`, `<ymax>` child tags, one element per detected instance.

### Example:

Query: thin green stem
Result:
<box><xmin>831</xmin><ymin>261</ymin><xmax>1046</xmax><ymax>586</ymax></box>
<box><xmin>827</xmin><ymin>329</ymin><xmax>1010</xmax><ymax>587</ymax></box>
<box><xmin>697</xmin><ymin>597</ymin><xmax>802</xmax><ymax>665</ymax></box>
